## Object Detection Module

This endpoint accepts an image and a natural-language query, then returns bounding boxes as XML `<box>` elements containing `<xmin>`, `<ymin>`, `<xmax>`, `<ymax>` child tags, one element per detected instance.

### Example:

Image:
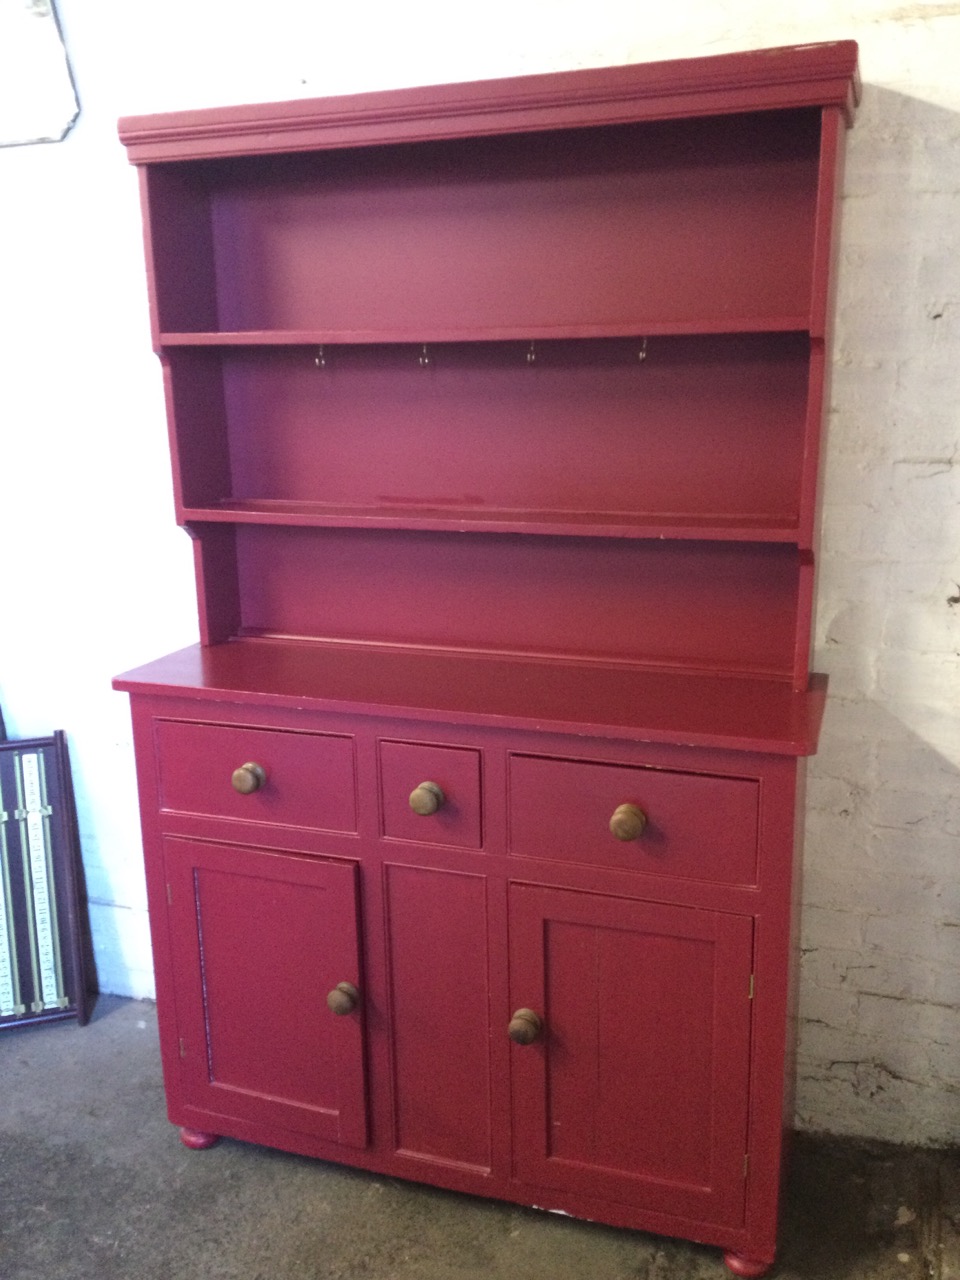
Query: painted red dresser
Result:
<box><xmin>114</xmin><ymin>42</ymin><xmax>860</xmax><ymax>1275</ymax></box>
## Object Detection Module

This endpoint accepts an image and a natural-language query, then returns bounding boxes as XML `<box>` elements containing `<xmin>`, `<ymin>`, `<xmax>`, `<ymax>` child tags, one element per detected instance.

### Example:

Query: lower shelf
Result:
<box><xmin>181</xmin><ymin>499</ymin><xmax>803</xmax><ymax>543</ymax></box>
<box><xmin>113</xmin><ymin>637</ymin><xmax>827</xmax><ymax>755</ymax></box>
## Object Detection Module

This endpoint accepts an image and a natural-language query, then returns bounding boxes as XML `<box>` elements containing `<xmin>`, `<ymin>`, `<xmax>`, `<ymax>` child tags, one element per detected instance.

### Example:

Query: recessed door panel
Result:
<box><xmin>163</xmin><ymin>837</ymin><xmax>367</xmax><ymax>1147</ymax></box>
<box><xmin>384</xmin><ymin>862</ymin><xmax>493</xmax><ymax>1173</ymax></box>
<box><xmin>509</xmin><ymin>883</ymin><xmax>753</xmax><ymax>1227</ymax></box>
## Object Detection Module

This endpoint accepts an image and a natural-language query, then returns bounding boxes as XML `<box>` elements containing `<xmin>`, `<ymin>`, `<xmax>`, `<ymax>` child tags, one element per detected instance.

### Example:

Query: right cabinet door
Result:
<box><xmin>508</xmin><ymin>883</ymin><xmax>754</xmax><ymax>1229</ymax></box>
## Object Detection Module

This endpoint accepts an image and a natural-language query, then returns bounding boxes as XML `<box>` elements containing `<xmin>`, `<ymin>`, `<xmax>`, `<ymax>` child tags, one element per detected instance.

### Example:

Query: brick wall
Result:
<box><xmin>798</xmin><ymin>42</ymin><xmax>960</xmax><ymax>1142</ymax></box>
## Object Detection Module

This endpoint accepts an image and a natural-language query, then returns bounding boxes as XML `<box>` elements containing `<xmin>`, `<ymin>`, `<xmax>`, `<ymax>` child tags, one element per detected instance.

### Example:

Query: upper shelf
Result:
<box><xmin>140</xmin><ymin>107</ymin><xmax>832</xmax><ymax>340</ymax></box>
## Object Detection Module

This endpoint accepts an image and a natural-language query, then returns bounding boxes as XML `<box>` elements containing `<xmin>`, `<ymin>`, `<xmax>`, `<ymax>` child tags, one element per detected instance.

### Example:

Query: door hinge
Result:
<box><xmin>166</xmin><ymin>883</ymin><xmax>173</xmax><ymax>907</ymax></box>
<box><xmin>179</xmin><ymin>1037</ymin><xmax>186</xmax><ymax>1059</ymax></box>
<box><xmin>748</xmin><ymin>973</ymin><xmax>755</xmax><ymax>1000</ymax></box>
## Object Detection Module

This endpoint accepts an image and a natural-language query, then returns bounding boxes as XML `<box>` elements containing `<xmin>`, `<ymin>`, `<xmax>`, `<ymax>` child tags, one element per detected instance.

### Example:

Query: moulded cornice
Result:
<box><xmin>118</xmin><ymin>40</ymin><xmax>860</xmax><ymax>164</ymax></box>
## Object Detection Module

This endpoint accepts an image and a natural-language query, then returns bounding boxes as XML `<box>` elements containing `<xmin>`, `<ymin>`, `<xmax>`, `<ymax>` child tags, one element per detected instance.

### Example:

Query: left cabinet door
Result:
<box><xmin>162</xmin><ymin>836</ymin><xmax>368</xmax><ymax>1149</ymax></box>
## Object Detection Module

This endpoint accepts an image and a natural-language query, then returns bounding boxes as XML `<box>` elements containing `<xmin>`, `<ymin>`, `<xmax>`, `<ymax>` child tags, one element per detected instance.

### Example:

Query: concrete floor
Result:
<box><xmin>1</xmin><ymin>996</ymin><xmax>958</xmax><ymax>1280</ymax></box>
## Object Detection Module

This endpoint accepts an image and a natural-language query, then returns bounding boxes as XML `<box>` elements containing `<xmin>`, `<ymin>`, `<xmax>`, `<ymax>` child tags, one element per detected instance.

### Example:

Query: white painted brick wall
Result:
<box><xmin>800</xmin><ymin>12</ymin><xmax>960</xmax><ymax>1141</ymax></box>
<box><xmin>1</xmin><ymin>0</ymin><xmax>958</xmax><ymax>1142</ymax></box>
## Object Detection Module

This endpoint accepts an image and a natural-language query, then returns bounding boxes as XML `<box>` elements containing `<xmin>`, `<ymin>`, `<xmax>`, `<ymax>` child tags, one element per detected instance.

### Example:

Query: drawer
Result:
<box><xmin>154</xmin><ymin>720</ymin><xmax>357</xmax><ymax>833</ymax></box>
<box><xmin>379</xmin><ymin>740</ymin><xmax>482</xmax><ymax>848</ymax></box>
<box><xmin>508</xmin><ymin>754</ymin><xmax>758</xmax><ymax>885</ymax></box>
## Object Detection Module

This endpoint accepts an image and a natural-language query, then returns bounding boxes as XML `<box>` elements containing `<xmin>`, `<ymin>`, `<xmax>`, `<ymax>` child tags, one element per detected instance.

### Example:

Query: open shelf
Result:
<box><xmin>166</xmin><ymin>333</ymin><xmax>813</xmax><ymax>541</ymax></box>
<box><xmin>145</xmin><ymin>109</ymin><xmax>825</xmax><ymax>339</ymax></box>
<box><xmin>187</xmin><ymin>526</ymin><xmax>806</xmax><ymax>682</ymax></box>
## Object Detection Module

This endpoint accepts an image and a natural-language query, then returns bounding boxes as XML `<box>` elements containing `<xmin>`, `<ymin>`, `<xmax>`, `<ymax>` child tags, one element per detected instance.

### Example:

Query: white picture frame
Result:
<box><xmin>0</xmin><ymin>0</ymin><xmax>78</xmax><ymax>147</ymax></box>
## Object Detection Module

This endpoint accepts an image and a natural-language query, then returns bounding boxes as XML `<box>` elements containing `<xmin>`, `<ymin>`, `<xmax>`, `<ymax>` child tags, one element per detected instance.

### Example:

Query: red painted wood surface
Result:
<box><xmin>507</xmin><ymin>753</ymin><xmax>759</xmax><ymax>885</ymax></box>
<box><xmin>188</xmin><ymin>523</ymin><xmax>240</xmax><ymax>646</ymax></box>
<box><xmin>123</xmin><ymin>690</ymin><xmax>804</xmax><ymax>1266</ymax></box>
<box><xmin>114</xmin><ymin>640</ymin><xmax>827</xmax><ymax>755</ymax></box>
<box><xmin>119</xmin><ymin>46</ymin><xmax>860</xmax><ymax>698</ymax></box>
<box><xmin>115</xmin><ymin>42</ymin><xmax>859</xmax><ymax>1275</ymax></box>
<box><xmin>118</xmin><ymin>41</ymin><xmax>859</xmax><ymax>164</ymax></box>
<box><xmin>508</xmin><ymin>883</ymin><xmax>753</xmax><ymax>1227</ymax></box>
<box><xmin>163</xmin><ymin>837</ymin><xmax>367</xmax><ymax>1147</ymax></box>
<box><xmin>154</xmin><ymin>718</ymin><xmax>357</xmax><ymax>832</ymax></box>
<box><xmin>144</xmin><ymin>114</ymin><xmax>818</xmax><ymax>339</ymax></box>
<box><xmin>169</xmin><ymin>335</ymin><xmax>809</xmax><ymax>532</ymax></box>
<box><xmin>234</xmin><ymin>527</ymin><xmax>801</xmax><ymax>677</ymax></box>
<box><xmin>139</xmin><ymin>167</ymin><xmax>219</xmax><ymax>338</ymax></box>
<box><xmin>379</xmin><ymin>740</ymin><xmax>483</xmax><ymax>848</ymax></box>
<box><xmin>383</xmin><ymin>862</ymin><xmax>493</xmax><ymax>1170</ymax></box>
<box><xmin>178</xmin><ymin>1126</ymin><xmax>220</xmax><ymax>1149</ymax></box>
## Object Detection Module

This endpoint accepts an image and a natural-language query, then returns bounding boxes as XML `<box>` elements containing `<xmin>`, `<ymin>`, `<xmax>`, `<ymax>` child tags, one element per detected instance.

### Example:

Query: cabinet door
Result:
<box><xmin>382</xmin><ymin>862</ymin><xmax>494</xmax><ymax>1174</ymax></box>
<box><xmin>163</xmin><ymin>837</ymin><xmax>367</xmax><ymax>1148</ymax></box>
<box><xmin>508</xmin><ymin>884</ymin><xmax>753</xmax><ymax>1228</ymax></box>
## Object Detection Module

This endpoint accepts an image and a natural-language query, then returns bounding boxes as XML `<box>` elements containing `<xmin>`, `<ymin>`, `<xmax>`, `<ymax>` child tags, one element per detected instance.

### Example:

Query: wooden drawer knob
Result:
<box><xmin>508</xmin><ymin>1008</ymin><xmax>543</xmax><ymax>1045</ymax></box>
<box><xmin>409</xmin><ymin>780</ymin><xmax>445</xmax><ymax>815</ymax></box>
<box><xmin>327</xmin><ymin>981</ymin><xmax>360</xmax><ymax>1016</ymax></box>
<box><xmin>609</xmin><ymin>803</ymin><xmax>647</xmax><ymax>841</ymax></box>
<box><xmin>231</xmin><ymin>762</ymin><xmax>267</xmax><ymax>795</ymax></box>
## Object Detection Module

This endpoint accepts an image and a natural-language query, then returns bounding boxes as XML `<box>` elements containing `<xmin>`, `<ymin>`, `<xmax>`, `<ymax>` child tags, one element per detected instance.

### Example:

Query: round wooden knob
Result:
<box><xmin>609</xmin><ymin>803</ymin><xmax>647</xmax><ymax>841</ymax></box>
<box><xmin>231</xmin><ymin>762</ymin><xmax>266</xmax><ymax>795</ymax></box>
<box><xmin>409</xmin><ymin>781</ymin><xmax>445</xmax><ymax>815</ymax></box>
<box><xmin>327</xmin><ymin>981</ymin><xmax>360</xmax><ymax>1016</ymax></box>
<box><xmin>508</xmin><ymin>1008</ymin><xmax>543</xmax><ymax>1045</ymax></box>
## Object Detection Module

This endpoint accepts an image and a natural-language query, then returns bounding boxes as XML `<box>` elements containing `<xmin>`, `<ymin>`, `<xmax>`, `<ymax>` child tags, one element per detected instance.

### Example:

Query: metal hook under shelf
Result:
<box><xmin>527</xmin><ymin>341</ymin><xmax>537</xmax><ymax>366</ymax></box>
<box><xmin>638</xmin><ymin>337</ymin><xmax>648</xmax><ymax>363</ymax></box>
<box><xmin>314</xmin><ymin>345</ymin><xmax>326</xmax><ymax>369</ymax></box>
<box><xmin>419</xmin><ymin>343</ymin><xmax>432</xmax><ymax>368</ymax></box>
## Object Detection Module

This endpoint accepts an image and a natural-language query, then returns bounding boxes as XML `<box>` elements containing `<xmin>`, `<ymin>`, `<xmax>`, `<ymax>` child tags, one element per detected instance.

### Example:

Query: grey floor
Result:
<box><xmin>1</xmin><ymin>996</ymin><xmax>958</xmax><ymax>1280</ymax></box>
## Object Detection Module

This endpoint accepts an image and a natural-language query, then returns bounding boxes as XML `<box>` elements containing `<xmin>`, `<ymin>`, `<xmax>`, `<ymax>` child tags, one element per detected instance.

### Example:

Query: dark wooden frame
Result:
<box><xmin>0</xmin><ymin>731</ymin><xmax>91</xmax><ymax>1028</ymax></box>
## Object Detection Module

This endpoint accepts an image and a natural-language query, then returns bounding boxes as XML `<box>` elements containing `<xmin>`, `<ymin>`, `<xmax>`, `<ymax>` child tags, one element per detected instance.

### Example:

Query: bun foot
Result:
<box><xmin>723</xmin><ymin>1253</ymin><xmax>772</xmax><ymax>1277</ymax></box>
<box><xmin>178</xmin><ymin>1126</ymin><xmax>220</xmax><ymax>1150</ymax></box>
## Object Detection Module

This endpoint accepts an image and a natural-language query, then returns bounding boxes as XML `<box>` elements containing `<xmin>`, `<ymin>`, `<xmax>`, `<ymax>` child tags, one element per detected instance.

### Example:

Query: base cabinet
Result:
<box><xmin>123</xmin><ymin>692</ymin><xmax>802</xmax><ymax>1274</ymax></box>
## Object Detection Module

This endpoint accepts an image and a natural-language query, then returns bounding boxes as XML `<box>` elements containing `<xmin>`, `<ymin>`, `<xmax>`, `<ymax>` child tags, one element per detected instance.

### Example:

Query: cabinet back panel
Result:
<box><xmin>148</xmin><ymin>111</ymin><xmax>822</xmax><ymax>334</ymax></box>
<box><xmin>211</xmin><ymin>335</ymin><xmax>807</xmax><ymax>522</ymax></box>
<box><xmin>235</xmin><ymin>527</ymin><xmax>799</xmax><ymax>676</ymax></box>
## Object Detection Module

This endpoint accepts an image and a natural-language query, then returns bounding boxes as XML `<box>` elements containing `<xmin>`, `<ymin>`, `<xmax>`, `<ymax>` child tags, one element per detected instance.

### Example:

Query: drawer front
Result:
<box><xmin>508</xmin><ymin>754</ymin><xmax>758</xmax><ymax>884</ymax></box>
<box><xmin>154</xmin><ymin>719</ymin><xmax>357</xmax><ymax>833</ymax></box>
<box><xmin>379</xmin><ymin>740</ymin><xmax>482</xmax><ymax>848</ymax></box>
